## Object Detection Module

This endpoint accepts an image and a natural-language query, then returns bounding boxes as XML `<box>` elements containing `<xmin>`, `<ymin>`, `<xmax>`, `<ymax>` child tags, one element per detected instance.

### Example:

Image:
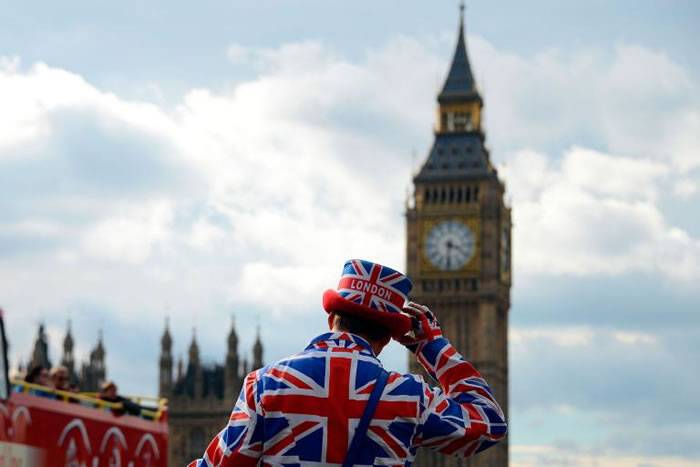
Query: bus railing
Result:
<box><xmin>10</xmin><ymin>379</ymin><xmax>168</xmax><ymax>421</ymax></box>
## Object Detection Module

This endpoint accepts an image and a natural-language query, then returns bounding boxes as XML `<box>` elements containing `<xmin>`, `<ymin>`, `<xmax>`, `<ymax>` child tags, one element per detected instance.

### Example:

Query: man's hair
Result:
<box><xmin>25</xmin><ymin>365</ymin><xmax>45</xmax><ymax>384</ymax></box>
<box><xmin>332</xmin><ymin>312</ymin><xmax>391</xmax><ymax>342</ymax></box>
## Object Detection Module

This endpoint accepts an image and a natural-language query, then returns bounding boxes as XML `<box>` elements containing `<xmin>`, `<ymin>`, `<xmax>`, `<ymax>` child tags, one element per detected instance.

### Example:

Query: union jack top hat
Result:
<box><xmin>322</xmin><ymin>259</ymin><xmax>413</xmax><ymax>337</ymax></box>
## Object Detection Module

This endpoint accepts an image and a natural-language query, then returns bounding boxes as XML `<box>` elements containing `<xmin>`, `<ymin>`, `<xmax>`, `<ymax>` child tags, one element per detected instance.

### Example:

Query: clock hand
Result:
<box><xmin>452</xmin><ymin>243</ymin><xmax>469</xmax><ymax>256</ymax></box>
<box><xmin>445</xmin><ymin>240</ymin><xmax>453</xmax><ymax>269</ymax></box>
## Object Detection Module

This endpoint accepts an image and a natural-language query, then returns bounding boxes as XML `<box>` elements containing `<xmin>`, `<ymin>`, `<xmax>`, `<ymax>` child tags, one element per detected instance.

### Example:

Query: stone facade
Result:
<box><xmin>159</xmin><ymin>320</ymin><xmax>263</xmax><ymax>466</ymax></box>
<box><xmin>405</xmin><ymin>9</ymin><xmax>511</xmax><ymax>467</ymax></box>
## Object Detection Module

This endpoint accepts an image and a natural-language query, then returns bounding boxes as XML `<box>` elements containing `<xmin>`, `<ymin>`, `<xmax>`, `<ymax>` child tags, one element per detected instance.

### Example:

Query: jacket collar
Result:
<box><xmin>306</xmin><ymin>332</ymin><xmax>377</xmax><ymax>357</ymax></box>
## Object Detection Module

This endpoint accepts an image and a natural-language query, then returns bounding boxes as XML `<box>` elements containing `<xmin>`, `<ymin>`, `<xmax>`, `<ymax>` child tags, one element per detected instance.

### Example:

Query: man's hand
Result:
<box><xmin>396</xmin><ymin>302</ymin><xmax>443</xmax><ymax>353</ymax></box>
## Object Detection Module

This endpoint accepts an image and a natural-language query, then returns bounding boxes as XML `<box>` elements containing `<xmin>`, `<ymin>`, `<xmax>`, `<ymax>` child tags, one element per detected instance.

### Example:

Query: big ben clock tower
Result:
<box><xmin>406</xmin><ymin>7</ymin><xmax>511</xmax><ymax>467</ymax></box>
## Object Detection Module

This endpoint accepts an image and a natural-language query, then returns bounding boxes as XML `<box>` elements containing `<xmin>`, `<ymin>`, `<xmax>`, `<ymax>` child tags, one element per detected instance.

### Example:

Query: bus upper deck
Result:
<box><xmin>1</xmin><ymin>380</ymin><xmax>169</xmax><ymax>466</ymax></box>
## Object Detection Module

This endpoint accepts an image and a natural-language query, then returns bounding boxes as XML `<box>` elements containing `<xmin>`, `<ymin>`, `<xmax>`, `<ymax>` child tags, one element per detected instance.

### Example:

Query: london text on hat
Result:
<box><xmin>322</xmin><ymin>259</ymin><xmax>413</xmax><ymax>337</ymax></box>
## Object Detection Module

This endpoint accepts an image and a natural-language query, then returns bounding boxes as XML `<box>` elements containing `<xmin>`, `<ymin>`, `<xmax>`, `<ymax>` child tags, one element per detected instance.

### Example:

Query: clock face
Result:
<box><xmin>425</xmin><ymin>220</ymin><xmax>476</xmax><ymax>271</ymax></box>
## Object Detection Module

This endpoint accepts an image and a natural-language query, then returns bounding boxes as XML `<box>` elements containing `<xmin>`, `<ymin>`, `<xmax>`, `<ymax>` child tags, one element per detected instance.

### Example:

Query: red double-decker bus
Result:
<box><xmin>0</xmin><ymin>312</ymin><xmax>169</xmax><ymax>466</ymax></box>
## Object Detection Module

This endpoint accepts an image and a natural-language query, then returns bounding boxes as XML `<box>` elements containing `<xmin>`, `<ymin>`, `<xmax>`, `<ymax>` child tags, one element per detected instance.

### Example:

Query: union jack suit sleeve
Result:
<box><xmin>414</xmin><ymin>336</ymin><xmax>507</xmax><ymax>457</ymax></box>
<box><xmin>188</xmin><ymin>371</ymin><xmax>264</xmax><ymax>467</ymax></box>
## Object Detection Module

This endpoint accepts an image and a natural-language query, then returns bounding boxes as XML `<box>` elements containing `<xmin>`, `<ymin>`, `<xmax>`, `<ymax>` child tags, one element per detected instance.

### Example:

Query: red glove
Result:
<box><xmin>396</xmin><ymin>302</ymin><xmax>443</xmax><ymax>353</ymax></box>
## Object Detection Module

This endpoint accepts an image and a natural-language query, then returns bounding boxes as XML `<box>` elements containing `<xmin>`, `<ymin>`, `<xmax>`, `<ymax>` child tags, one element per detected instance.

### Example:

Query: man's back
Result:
<box><xmin>192</xmin><ymin>331</ymin><xmax>506</xmax><ymax>466</ymax></box>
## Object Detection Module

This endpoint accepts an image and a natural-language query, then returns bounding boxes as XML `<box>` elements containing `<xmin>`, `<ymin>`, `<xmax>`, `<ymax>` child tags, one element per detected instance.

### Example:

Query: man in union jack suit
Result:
<box><xmin>191</xmin><ymin>259</ymin><xmax>507</xmax><ymax>466</ymax></box>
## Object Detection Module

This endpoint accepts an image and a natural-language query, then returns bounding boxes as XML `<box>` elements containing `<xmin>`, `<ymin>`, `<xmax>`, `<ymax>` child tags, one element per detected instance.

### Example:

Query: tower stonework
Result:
<box><xmin>406</xmin><ymin>10</ymin><xmax>511</xmax><ymax>467</ymax></box>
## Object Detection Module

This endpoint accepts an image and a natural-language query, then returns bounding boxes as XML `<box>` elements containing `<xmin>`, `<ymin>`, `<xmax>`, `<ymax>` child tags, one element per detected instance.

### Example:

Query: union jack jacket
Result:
<box><xmin>190</xmin><ymin>331</ymin><xmax>507</xmax><ymax>466</ymax></box>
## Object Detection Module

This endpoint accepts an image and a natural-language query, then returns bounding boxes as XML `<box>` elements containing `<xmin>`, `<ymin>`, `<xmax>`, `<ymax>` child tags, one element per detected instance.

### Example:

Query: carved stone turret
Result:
<box><xmin>159</xmin><ymin>318</ymin><xmax>174</xmax><ymax>396</ymax></box>
<box><xmin>224</xmin><ymin>317</ymin><xmax>240</xmax><ymax>402</ymax></box>
<box><xmin>81</xmin><ymin>331</ymin><xmax>107</xmax><ymax>391</ymax></box>
<box><xmin>188</xmin><ymin>329</ymin><xmax>203</xmax><ymax>399</ymax></box>
<box><xmin>61</xmin><ymin>320</ymin><xmax>78</xmax><ymax>385</ymax></box>
<box><xmin>30</xmin><ymin>323</ymin><xmax>51</xmax><ymax>370</ymax></box>
<box><xmin>252</xmin><ymin>326</ymin><xmax>263</xmax><ymax>371</ymax></box>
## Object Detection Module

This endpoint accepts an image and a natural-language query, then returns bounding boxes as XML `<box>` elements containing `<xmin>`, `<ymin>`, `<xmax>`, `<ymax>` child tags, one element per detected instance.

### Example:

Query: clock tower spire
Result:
<box><xmin>405</xmin><ymin>5</ymin><xmax>511</xmax><ymax>467</ymax></box>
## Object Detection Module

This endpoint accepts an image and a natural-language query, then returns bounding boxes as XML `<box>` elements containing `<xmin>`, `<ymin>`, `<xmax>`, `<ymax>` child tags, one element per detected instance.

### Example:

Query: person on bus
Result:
<box><xmin>18</xmin><ymin>364</ymin><xmax>53</xmax><ymax>398</ymax></box>
<box><xmin>25</xmin><ymin>365</ymin><xmax>50</xmax><ymax>386</ymax></box>
<box><xmin>190</xmin><ymin>259</ymin><xmax>507</xmax><ymax>466</ymax></box>
<box><xmin>49</xmin><ymin>366</ymin><xmax>70</xmax><ymax>391</ymax></box>
<box><xmin>99</xmin><ymin>380</ymin><xmax>143</xmax><ymax>417</ymax></box>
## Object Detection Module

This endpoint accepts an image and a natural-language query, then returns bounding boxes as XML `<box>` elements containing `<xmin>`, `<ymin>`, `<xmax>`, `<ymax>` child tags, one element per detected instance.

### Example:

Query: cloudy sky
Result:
<box><xmin>2</xmin><ymin>1</ymin><xmax>699</xmax><ymax>465</ymax></box>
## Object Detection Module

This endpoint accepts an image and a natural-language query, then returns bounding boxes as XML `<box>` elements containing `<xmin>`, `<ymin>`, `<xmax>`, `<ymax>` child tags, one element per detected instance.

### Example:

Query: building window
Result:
<box><xmin>474</xmin><ymin>187</ymin><xmax>480</xmax><ymax>201</ymax></box>
<box><xmin>456</xmin><ymin>187</ymin><xmax>463</xmax><ymax>203</ymax></box>
<box><xmin>453</xmin><ymin>112</ymin><xmax>471</xmax><ymax>131</ymax></box>
<box><xmin>466</xmin><ymin>187</ymin><xmax>471</xmax><ymax>202</ymax></box>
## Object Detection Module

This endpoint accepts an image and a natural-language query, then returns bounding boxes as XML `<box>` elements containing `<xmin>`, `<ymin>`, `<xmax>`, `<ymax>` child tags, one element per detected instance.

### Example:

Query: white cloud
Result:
<box><xmin>512</xmin><ymin>444</ymin><xmax>700</xmax><ymax>467</ymax></box>
<box><xmin>510</xmin><ymin>326</ymin><xmax>658</xmax><ymax>348</ymax></box>
<box><xmin>562</xmin><ymin>147</ymin><xmax>668</xmax><ymax>201</ymax></box>
<box><xmin>81</xmin><ymin>200</ymin><xmax>174</xmax><ymax>264</ymax></box>
<box><xmin>674</xmin><ymin>178</ymin><xmax>698</xmax><ymax>198</ymax></box>
<box><xmin>612</xmin><ymin>331</ymin><xmax>658</xmax><ymax>345</ymax></box>
<box><xmin>0</xmin><ymin>59</ymin><xmax>175</xmax><ymax>156</ymax></box>
<box><xmin>234</xmin><ymin>263</ymin><xmax>337</xmax><ymax>313</ymax></box>
<box><xmin>470</xmin><ymin>40</ymin><xmax>700</xmax><ymax>174</ymax></box>
<box><xmin>500</xmin><ymin>147</ymin><xmax>700</xmax><ymax>281</ymax></box>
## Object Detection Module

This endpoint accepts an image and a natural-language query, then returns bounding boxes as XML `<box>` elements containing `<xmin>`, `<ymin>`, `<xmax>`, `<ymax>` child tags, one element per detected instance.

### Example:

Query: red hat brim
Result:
<box><xmin>322</xmin><ymin>289</ymin><xmax>412</xmax><ymax>338</ymax></box>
